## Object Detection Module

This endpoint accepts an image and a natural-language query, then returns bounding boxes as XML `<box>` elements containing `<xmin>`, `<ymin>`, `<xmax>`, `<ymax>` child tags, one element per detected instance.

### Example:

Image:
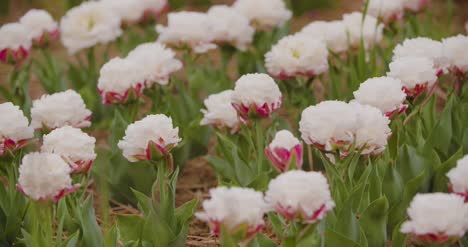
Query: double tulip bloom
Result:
<box><xmin>232</xmin><ymin>0</ymin><xmax>292</xmax><ymax>30</ymax></box>
<box><xmin>366</xmin><ymin>0</ymin><xmax>404</xmax><ymax>23</ymax></box>
<box><xmin>265</xmin><ymin>130</ymin><xmax>303</xmax><ymax>172</ymax></box>
<box><xmin>447</xmin><ymin>155</ymin><xmax>468</xmax><ymax>201</ymax></box>
<box><xmin>19</xmin><ymin>9</ymin><xmax>59</xmax><ymax>47</ymax></box>
<box><xmin>118</xmin><ymin>114</ymin><xmax>181</xmax><ymax>166</ymax></box>
<box><xmin>41</xmin><ymin>126</ymin><xmax>96</xmax><ymax>174</ymax></box>
<box><xmin>0</xmin><ymin>23</ymin><xmax>32</xmax><ymax>65</ymax></box>
<box><xmin>442</xmin><ymin>35</ymin><xmax>468</xmax><ymax>78</ymax></box>
<box><xmin>17</xmin><ymin>152</ymin><xmax>79</xmax><ymax>202</ymax></box>
<box><xmin>401</xmin><ymin>193</ymin><xmax>467</xmax><ymax>244</ymax></box>
<box><xmin>231</xmin><ymin>73</ymin><xmax>282</xmax><ymax>124</ymax></box>
<box><xmin>196</xmin><ymin>187</ymin><xmax>267</xmax><ymax>239</ymax></box>
<box><xmin>0</xmin><ymin>102</ymin><xmax>34</xmax><ymax>156</ymax></box>
<box><xmin>265</xmin><ymin>171</ymin><xmax>335</xmax><ymax>224</ymax></box>
<box><xmin>200</xmin><ymin>90</ymin><xmax>240</xmax><ymax>131</ymax></box>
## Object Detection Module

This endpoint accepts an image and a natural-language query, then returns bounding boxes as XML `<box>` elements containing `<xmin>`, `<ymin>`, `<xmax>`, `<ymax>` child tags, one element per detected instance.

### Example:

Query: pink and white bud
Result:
<box><xmin>0</xmin><ymin>23</ymin><xmax>31</xmax><ymax>65</ymax></box>
<box><xmin>231</xmin><ymin>73</ymin><xmax>282</xmax><ymax>124</ymax></box>
<box><xmin>401</xmin><ymin>193</ymin><xmax>468</xmax><ymax>244</ymax></box>
<box><xmin>402</xmin><ymin>0</ymin><xmax>430</xmax><ymax>13</ymax></box>
<box><xmin>17</xmin><ymin>152</ymin><xmax>79</xmax><ymax>202</ymax></box>
<box><xmin>392</xmin><ymin>37</ymin><xmax>449</xmax><ymax>76</ymax></box>
<box><xmin>31</xmin><ymin>90</ymin><xmax>92</xmax><ymax>130</ymax></box>
<box><xmin>342</xmin><ymin>12</ymin><xmax>384</xmax><ymax>50</ymax></box>
<box><xmin>19</xmin><ymin>9</ymin><xmax>59</xmax><ymax>47</ymax></box>
<box><xmin>126</xmin><ymin>43</ymin><xmax>182</xmax><ymax>87</ymax></box>
<box><xmin>299</xmin><ymin>101</ymin><xmax>357</xmax><ymax>153</ymax></box>
<box><xmin>351</xmin><ymin>103</ymin><xmax>392</xmax><ymax>155</ymax></box>
<box><xmin>265</xmin><ymin>130</ymin><xmax>302</xmax><ymax>172</ymax></box>
<box><xmin>387</xmin><ymin>56</ymin><xmax>438</xmax><ymax>98</ymax></box>
<box><xmin>232</xmin><ymin>0</ymin><xmax>292</xmax><ymax>30</ymax></box>
<box><xmin>196</xmin><ymin>187</ymin><xmax>267</xmax><ymax>237</ymax></box>
<box><xmin>118</xmin><ymin>114</ymin><xmax>181</xmax><ymax>163</ymax></box>
<box><xmin>353</xmin><ymin>77</ymin><xmax>407</xmax><ymax>117</ymax></box>
<box><xmin>207</xmin><ymin>5</ymin><xmax>255</xmax><ymax>51</ymax></box>
<box><xmin>442</xmin><ymin>35</ymin><xmax>468</xmax><ymax>77</ymax></box>
<box><xmin>60</xmin><ymin>2</ymin><xmax>122</xmax><ymax>54</ymax></box>
<box><xmin>0</xmin><ymin>102</ymin><xmax>34</xmax><ymax>156</ymax></box>
<box><xmin>300</xmin><ymin>20</ymin><xmax>349</xmax><ymax>54</ymax></box>
<box><xmin>265</xmin><ymin>170</ymin><xmax>335</xmax><ymax>224</ymax></box>
<box><xmin>200</xmin><ymin>90</ymin><xmax>240</xmax><ymax>131</ymax></box>
<box><xmin>447</xmin><ymin>155</ymin><xmax>468</xmax><ymax>201</ymax></box>
<box><xmin>156</xmin><ymin>12</ymin><xmax>217</xmax><ymax>54</ymax></box>
<box><xmin>98</xmin><ymin>57</ymin><xmax>145</xmax><ymax>104</ymax></box>
<box><xmin>366</xmin><ymin>0</ymin><xmax>404</xmax><ymax>23</ymax></box>
<box><xmin>41</xmin><ymin>126</ymin><xmax>96</xmax><ymax>174</ymax></box>
<box><xmin>265</xmin><ymin>34</ymin><xmax>329</xmax><ymax>80</ymax></box>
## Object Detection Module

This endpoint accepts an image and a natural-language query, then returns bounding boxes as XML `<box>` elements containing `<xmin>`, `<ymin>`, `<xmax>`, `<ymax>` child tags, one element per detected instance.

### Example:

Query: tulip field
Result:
<box><xmin>1</xmin><ymin>0</ymin><xmax>468</xmax><ymax>246</ymax></box>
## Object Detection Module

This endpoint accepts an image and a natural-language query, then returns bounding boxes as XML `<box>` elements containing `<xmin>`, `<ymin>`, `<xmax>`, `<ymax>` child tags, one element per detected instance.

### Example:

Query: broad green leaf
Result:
<box><xmin>117</xmin><ymin>214</ymin><xmax>144</xmax><ymax>243</ymax></box>
<box><xmin>325</xmin><ymin>228</ymin><xmax>360</xmax><ymax>247</ymax></box>
<box><xmin>359</xmin><ymin>197</ymin><xmax>389</xmax><ymax>247</ymax></box>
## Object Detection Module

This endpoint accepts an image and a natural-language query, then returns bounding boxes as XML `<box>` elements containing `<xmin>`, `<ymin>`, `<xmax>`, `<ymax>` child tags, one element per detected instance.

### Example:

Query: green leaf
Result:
<box><xmin>433</xmin><ymin>147</ymin><xmax>464</xmax><ymax>192</ymax></box>
<box><xmin>325</xmin><ymin>228</ymin><xmax>360</xmax><ymax>247</ymax></box>
<box><xmin>359</xmin><ymin>197</ymin><xmax>389</xmax><ymax>247</ymax></box>
<box><xmin>391</xmin><ymin>221</ymin><xmax>407</xmax><ymax>247</ymax></box>
<box><xmin>104</xmin><ymin>225</ymin><xmax>119</xmax><ymax>247</ymax></box>
<box><xmin>78</xmin><ymin>195</ymin><xmax>103</xmax><ymax>247</ymax></box>
<box><xmin>382</xmin><ymin>165</ymin><xmax>404</xmax><ymax>208</ymax></box>
<box><xmin>117</xmin><ymin>214</ymin><xmax>144</xmax><ymax>243</ymax></box>
<box><xmin>334</xmin><ymin>204</ymin><xmax>360</xmax><ymax>242</ymax></box>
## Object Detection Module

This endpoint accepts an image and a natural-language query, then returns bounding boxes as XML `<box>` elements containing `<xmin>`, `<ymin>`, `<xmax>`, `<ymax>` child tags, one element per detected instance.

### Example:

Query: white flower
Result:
<box><xmin>127</xmin><ymin>42</ymin><xmax>182</xmax><ymax>86</ymax></box>
<box><xmin>387</xmin><ymin>56</ymin><xmax>438</xmax><ymax>97</ymax></box>
<box><xmin>18</xmin><ymin>152</ymin><xmax>77</xmax><ymax>202</ymax></box>
<box><xmin>269</xmin><ymin>130</ymin><xmax>301</xmax><ymax>151</ymax></box>
<box><xmin>353</xmin><ymin>77</ymin><xmax>407</xmax><ymax>116</ymax></box>
<box><xmin>265</xmin><ymin>170</ymin><xmax>335</xmax><ymax>223</ymax></box>
<box><xmin>265</xmin><ymin>34</ymin><xmax>329</xmax><ymax>79</ymax></box>
<box><xmin>299</xmin><ymin>101</ymin><xmax>357</xmax><ymax>152</ymax></box>
<box><xmin>233</xmin><ymin>0</ymin><xmax>292</xmax><ymax>30</ymax></box>
<box><xmin>351</xmin><ymin>103</ymin><xmax>391</xmax><ymax>155</ymax></box>
<box><xmin>200</xmin><ymin>90</ymin><xmax>239</xmax><ymax>130</ymax></box>
<box><xmin>207</xmin><ymin>5</ymin><xmax>255</xmax><ymax>51</ymax></box>
<box><xmin>447</xmin><ymin>155</ymin><xmax>468</xmax><ymax>199</ymax></box>
<box><xmin>442</xmin><ymin>35</ymin><xmax>468</xmax><ymax>75</ymax></box>
<box><xmin>156</xmin><ymin>11</ymin><xmax>216</xmax><ymax>53</ymax></box>
<box><xmin>366</xmin><ymin>0</ymin><xmax>404</xmax><ymax>23</ymax></box>
<box><xmin>402</xmin><ymin>0</ymin><xmax>429</xmax><ymax>12</ymax></box>
<box><xmin>41</xmin><ymin>126</ymin><xmax>96</xmax><ymax>173</ymax></box>
<box><xmin>31</xmin><ymin>90</ymin><xmax>92</xmax><ymax>129</ymax></box>
<box><xmin>401</xmin><ymin>193</ymin><xmax>467</xmax><ymax>241</ymax></box>
<box><xmin>196</xmin><ymin>187</ymin><xmax>267</xmax><ymax>236</ymax></box>
<box><xmin>60</xmin><ymin>1</ymin><xmax>122</xmax><ymax>54</ymax></box>
<box><xmin>118</xmin><ymin>114</ymin><xmax>181</xmax><ymax>162</ymax></box>
<box><xmin>231</xmin><ymin>73</ymin><xmax>282</xmax><ymax>123</ymax></box>
<box><xmin>343</xmin><ymin>12</ymin><xmax>384</xmax><ymax>49</ymax></box>
<box><xmin>98</xmin><ymin>57</ymin><xmax>145</xmax><ymax>104</ymax></box>
<box><xmin>100</xmin><ymin>0</ymin><xmax>147</xmax><ymax>23</ymax></box>
<box><xmin>0</xmin><ymin>102</ymin><xmax>34</xmax><ymax>155</ymax></box>
<box><xmin>392</xmin><ymin>37</ymin><xmax>448</xmax><ymax>74</ymax></box>
<box><xmin>266</xmin><ymin>130</ymin><xmax>303</xmax><ymax>172</ymax></box>
<box><xmin>19</xmin><ymin>9</ymin><xmax>58</xmax><ymax>42</ymax></box>
<box><xmin>300</xmin><ymin>20</ymin><xmax>349</xmax><ymax>53</ymax></box>
<box><xmin>0</xmin><ymin>22</ymin><xmax>32</xmax><ymax>51</ymax></box>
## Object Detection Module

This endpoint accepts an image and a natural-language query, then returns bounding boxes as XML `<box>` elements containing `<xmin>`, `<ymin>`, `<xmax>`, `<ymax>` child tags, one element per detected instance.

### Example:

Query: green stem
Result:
<box><xmin>30</xmin><ymin>201</ymin><xmax>54</xmax><ymax>246</ymax></box>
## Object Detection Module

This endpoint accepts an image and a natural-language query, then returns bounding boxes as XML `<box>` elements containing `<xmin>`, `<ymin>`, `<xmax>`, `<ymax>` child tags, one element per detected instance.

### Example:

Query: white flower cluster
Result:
<box><xmin>299</xmin><ymin>100</ymin><xmax>391</xmax><ymax>155</ymax></box>
<box><xmin>196</xmin><ymin>187</ymin><xmax>268</xmax><ymax>236</ymax></box>
<box><xmin>343</xmin><ymin>12</ymin><xmax>384</xmax><ymax>50</ymax></box>
<box><xmin>156</xmin><ymin>12</ymin><xmax>217</xmax><ymax>54</ymax></box>
<box><xmin>0</xmin><ymin>102</ymin><xmax>34</xmax><ymax>156</ymax></box>
<box><xmin>367</xmin><ymin>0</ymin><xmax>404</xmax><ymax>23</ymax></box>
<box><xmin>265</xmin><ymin>34</ymin><xmax>329</xmax><ymax>79</ymax></box>
<box><xmin>100</xmin><ymin>0</ymin><xmax>167</xmax><ymax>23</ymax></box>
<box><xmin>31</xmin><ymin>90</ymin><xmax>92</xmax><ymax>130</ymax></box>
<box><xmin>300</xmin><ymin>21</ymin><xmax>348</xmax><ymax>54</ymax></box>
<box><xmin>231</xmin><ymin>73</ymin><xmax>282</xmax><ymax>123</ymax></box>
<box><xmin>41</xmin><ymin>126</ymin><xmax>96</xmax><ymax>173</ymax></box>
<box><xmin>207</xmin><ymin>5</ymin><xmax>255</xmax><ymax>51</ymax></box>
<box><xmin>265</xmin><ymin>170</ymin><xmax>335</xmax><ymax>223</ymax></box>
<box><xmin>18</xmin><ymin>152</ymin><xmax>78</xmax><ymax>202</ymax></box>
<box><xmin>353</xmin><ymin>77</ymin><xmax>407</xmax><ymax>116</ymax></box>
<box><xmin>98</xmin><ymin>42</ymin><xmax>182</xmax><ymax>104</ymax></box>
<box><xmin>200</xmin><ymin>90</ymin><xmax>240</xmax><ymax>130</ymax></box>
<box><xmin>442</xmin><ymin>35</ymin><xmax>468</xmax><ymax>75</ymax></box>
<box><xmin>401</xmin><ymin>193</ymin><xmax>467</xmax><ymax>242</ymax></box>
<box><xmin>118</xmin><ymin>114</ymin><xmax>181</xmax><ymax>162</ymax></box>
<box><xmin>60</xmin><ymin>1</ymin><xmax>122</xmax><ymax>54</ymax></box>
<box><xmin>232</xmin><ymin>0</ymin><xmax>292</xmax><ymax>30</ymax></box>
<box><xmin>447</xmin><ymin>155</ymin><xmax>468</xmax><ymax>199</ymax></box>
<box><xmin>19</xmin><ymin>9</ymin><xmax>59</xmax><ymax>44</ymax></box>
